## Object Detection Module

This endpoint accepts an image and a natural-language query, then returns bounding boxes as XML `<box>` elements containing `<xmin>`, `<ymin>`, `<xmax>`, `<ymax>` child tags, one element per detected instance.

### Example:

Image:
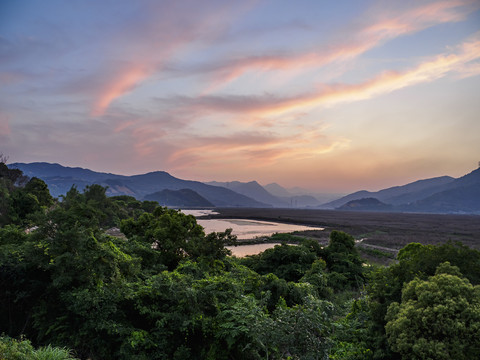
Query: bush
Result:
<box><xmin>0</xmin><ymin>336</ymin><xmax>77</xmax><ymax>360</ymax></box>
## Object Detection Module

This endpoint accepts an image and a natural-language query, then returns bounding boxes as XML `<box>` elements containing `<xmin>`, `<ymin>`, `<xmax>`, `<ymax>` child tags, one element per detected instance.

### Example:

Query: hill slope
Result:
<box><xmin>337</xmin><ymin>197</ymin><xmax>393</xmax><ymax>212</ymax></box>
<box><xmin>144</xmin><ymin>189</ymin><xmax>214</xmax><ymax>208</ymax></box>
<box><xmin>206</xmin><ymin>180</ymin><xmax>288</xmax><ymax>207</ymax></box>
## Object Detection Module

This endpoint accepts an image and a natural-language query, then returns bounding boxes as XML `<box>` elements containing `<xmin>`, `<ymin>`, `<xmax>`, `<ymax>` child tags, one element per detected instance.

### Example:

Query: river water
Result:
<box><xmin>182</xmin><ymin>209</ymin><xmax>324</xmax><ymax>257</ymax></box>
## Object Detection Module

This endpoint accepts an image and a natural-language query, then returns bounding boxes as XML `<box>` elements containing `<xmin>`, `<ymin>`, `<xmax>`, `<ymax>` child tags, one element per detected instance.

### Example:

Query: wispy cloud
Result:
<box><xmin>91</xmin><ymin>64</ymin><xmax>153</xmax><ymax>116</ymax></box>
<box><xmin>85</xmin><ymin>1</ymin><xmax>256</xmax><ymax>116</ymax></box>
<box><xmin>160</xmin><ymin>33</ymin><xmax>480</xmax><ymax>117</ymax></box>
<box><xmin>183</xmin><ymin>0</ymin><xmax>478</xmax><ymax>91</ymax></box>
<box><xmin>168</xmin><ymin>128</ymin><xmax>349</xmax><ymax>171</ymax></box>
<box><xmin>2</xmin><ymin>0</ymin><xmax>479</xmax><ymax>189</ymax></box>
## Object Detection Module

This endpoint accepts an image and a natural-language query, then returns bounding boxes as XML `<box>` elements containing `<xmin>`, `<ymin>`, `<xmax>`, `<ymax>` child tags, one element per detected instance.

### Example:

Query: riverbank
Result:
<box><xmin>206</xmin><ymin>208</ymin><xmax>480</xmax><ymax>251</ymax></box>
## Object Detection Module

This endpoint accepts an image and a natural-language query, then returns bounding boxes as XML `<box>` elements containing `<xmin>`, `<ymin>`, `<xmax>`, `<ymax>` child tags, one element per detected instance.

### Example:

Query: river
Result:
<box><xmin>182</xmin><ymin>209</ymin><xmax>324</xmax><ymax>257</ymax></box>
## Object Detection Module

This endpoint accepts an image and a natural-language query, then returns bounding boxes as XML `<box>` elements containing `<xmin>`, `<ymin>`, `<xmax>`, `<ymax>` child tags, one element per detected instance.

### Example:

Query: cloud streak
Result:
<box><xmin>91</xmin><ymin>65</ymin><xmax>152</xmax><ymax>116</ymax></box>
<box><xmin>85</xmin><ymin>1</ymin><xmax>257</xmax><ymax>116</ymax></box>
<box><xmin>160</xmin><ymin>33</ymin><xmax>480</xmax><ymax>118</ymax></box>
<box><xmin>168</xmin><ymin>128</ymin><xmax>349</xmax><ymax>172</ymax></box>
<box><xmin>184</xmin><ymin>0</ymin><xmax>478</xmax><ymax>91</ymax></box>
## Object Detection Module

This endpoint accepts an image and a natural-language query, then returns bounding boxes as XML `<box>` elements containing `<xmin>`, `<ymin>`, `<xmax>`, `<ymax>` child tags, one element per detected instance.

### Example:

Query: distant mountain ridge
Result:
<box><xmin>321</xmin><ymin>176</ymin><xmax>455</xmax><ymax>209</ymax></box>
<box><xmin>9</xmin><ymin>162</ymin><xmax>479</xmax><ymax>214</ymax></box>
<box><xmin>207</xmin><ymin>181</ymin><xmax>339</xmax><ymax>208</ymax></box>
<box><xmin>399</xmin><ymin>168</ymin><xmax>480</xmax><ymax>213</ymax></box>
<box><xmin>321</xmin><ymin>168</ymin><xmax>480</xmax><ymax>214</ymax></box>
<box><xmin>8</xmin><ymin>162</ymin><xmax>269</xmax><ymax>208</ymax></box>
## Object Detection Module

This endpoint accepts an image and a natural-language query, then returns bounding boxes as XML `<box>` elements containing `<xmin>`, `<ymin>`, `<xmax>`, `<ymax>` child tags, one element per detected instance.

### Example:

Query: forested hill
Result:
<box><xmin>1</xmin><ymin>159</ymin><xmax>480</xmax><ymax>359</ymax></box>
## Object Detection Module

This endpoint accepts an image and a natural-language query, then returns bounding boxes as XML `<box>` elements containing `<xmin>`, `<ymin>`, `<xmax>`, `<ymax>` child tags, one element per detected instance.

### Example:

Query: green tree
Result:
<box><xmin>241</xmin><ymin>243</ymin><xmax>318</xmax><ymax>282</ymax></box>
<box><xmin>120</xmin><ymin>207</ymin><xmax>205</xmax><ymax>270</ymax></box>
<box><xmin>24</xmin><ymin>177</ymin><xmax>54</xmax><ymax>208</ymax></box>
<box><xmin>323</xmin><ymin>231</ymin><xmax>364</xmax><ymax>290</ymax></box>
<box><xmin>385</xmin><ymin>262</ymin><xmax>480</xmax><ymax>359</ymax></box>
<box><xmin>186</xmin><ymin>228</ymin><xmax>237</xmax><ymax>263</ymax></box>
<box><xmin>363</xmin><ymin>241</ymin><xmax>480</xmax><ymax>360</ymax></box>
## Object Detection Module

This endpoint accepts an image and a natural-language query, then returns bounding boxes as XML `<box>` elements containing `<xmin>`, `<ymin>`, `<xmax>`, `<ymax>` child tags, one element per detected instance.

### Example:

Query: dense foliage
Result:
<box><xmin>1</xmin><ymin>159</ymin><xmax>479</xmax><ymax>359</ymax></box>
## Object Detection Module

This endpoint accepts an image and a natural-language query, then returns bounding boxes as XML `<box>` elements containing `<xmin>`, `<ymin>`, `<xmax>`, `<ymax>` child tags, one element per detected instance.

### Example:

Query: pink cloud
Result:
<box><xmin>111</xmin><ymin>116</ymin><xmax>169</xmax><ymax>157</ymax></box>
<box><xmin>113</xmin><ymin>119</ymin><xmax>138</xmax><ymax>133</ymax></box>
<box><xmin>0</xmin><ymin>113</ymin><xmax>10</xmax><ymax>137</ymax></box>
<box><xmin>87</xmin><ymin>1</ymin><xmax>257</xmax><ymax>116</ymax></box>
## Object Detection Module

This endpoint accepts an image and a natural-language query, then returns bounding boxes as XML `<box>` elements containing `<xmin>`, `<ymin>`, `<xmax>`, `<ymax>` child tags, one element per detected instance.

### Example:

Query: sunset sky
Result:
<box><xmin>1</xmin><ymin>0</ymin><xmax>480</xmax><ymax>192</ymax></box>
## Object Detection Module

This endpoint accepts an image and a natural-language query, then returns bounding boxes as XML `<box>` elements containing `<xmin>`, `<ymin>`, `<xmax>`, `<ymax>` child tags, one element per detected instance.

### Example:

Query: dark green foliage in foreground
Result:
<box><xmin>334</xmin><ymin>241</ymin><xmax>480</xmax><ymax>360</ymax></box>
<box><xmin>240</xmin><ymin>243</ymin><xmax>318</xmax><ymax>282</ymax></box>
<box><xmin>240</xmin><ymin>231</ymin><xmax>364</xmax><ymax>292</ymax></box>
<box><xmin>385</xmin><ymin>262</ymin><xmax>480</xmax><ymax>359</ymax></box>
<box><xmin>1</xmin><ymin>160</ymin><xmax>479</xmax><ymax>359</ymax></box>
<box><xmin>322</xmin><ymin>230</ymin><xmax>364</xmax><ymax>290</ymax></box>
<box><xmin>0</xmin><ymin>162</ymin><xmax>340</xmax><ymax>359</ymax></box>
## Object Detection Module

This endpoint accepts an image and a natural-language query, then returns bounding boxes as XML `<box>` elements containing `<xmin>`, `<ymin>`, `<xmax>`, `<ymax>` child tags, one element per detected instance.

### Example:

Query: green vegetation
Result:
<box><xmin>0</xmin><ymin>336</ymin><xmax>78</xmax><ymax>360</ymax></box>
<box><xmin>1</xmin><ymin>158</ymin><xmax>479</xmax><ymax>359</ymax></box>
<box><xmin>385</xmin><ymin>262</ymin><xmax>480</xmax><ymax>359</ymax></box>
<box><xmin>358</xmin><ymin>247</ymin><xmax>396</xmax><ymax>260</ymax></box>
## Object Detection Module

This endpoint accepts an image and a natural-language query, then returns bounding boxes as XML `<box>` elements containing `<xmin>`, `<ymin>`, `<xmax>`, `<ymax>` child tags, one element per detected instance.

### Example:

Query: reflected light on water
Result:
<box><xmin>226</xmin><ymin>243</ymin><xmax>281</xmax><ymax>257</ymax></box>
<box><xmin>182</xmin><ymin>209</ymin><xmax>324</xmax><ymax>257</ymax></box>
<box><xmin>182</xmin><ymin>209</ymin><xmax>323</xmax><ymax>239</ymax></box>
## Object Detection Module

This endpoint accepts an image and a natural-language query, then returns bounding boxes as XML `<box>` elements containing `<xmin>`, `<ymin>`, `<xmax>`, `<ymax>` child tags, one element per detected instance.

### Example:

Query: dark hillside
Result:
<box><xmin>145</xmin><ymin>189</ymin><xmax>214</xmax><ymax>208</ymax></box>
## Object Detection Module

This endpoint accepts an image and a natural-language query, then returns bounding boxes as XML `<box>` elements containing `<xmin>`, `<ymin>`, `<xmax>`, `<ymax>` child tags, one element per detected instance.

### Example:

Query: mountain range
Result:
<box><xmin>9</xmin><ymin>162</ymin><xmax>268</xmax><ymax>208</ymax></box>
<box><xmin>321</xmin><ymin>168</ymin><xmax>480</xmax><ymax>214</ymax></box>
<box><xmin>8</xmin><ymin>162</ymin><xmax>480</xmax><ymax>214</ymax></box>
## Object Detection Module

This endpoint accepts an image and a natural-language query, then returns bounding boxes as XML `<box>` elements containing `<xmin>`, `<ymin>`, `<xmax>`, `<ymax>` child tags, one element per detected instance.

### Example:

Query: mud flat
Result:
<box><xmin>205</xmin><ymin>208</ymin><xmax>480</xmax><ymax>251</ymax></box>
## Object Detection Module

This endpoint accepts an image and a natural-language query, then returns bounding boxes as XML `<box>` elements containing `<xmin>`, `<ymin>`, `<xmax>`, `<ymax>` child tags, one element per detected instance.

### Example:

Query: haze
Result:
<box><xmin>1</xmin><ymin>0</ymin><xmax>480</xmax><ymax>193</ymax></box>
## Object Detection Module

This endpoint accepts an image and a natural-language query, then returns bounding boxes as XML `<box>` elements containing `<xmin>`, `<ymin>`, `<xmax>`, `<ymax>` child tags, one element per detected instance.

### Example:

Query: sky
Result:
<box><xmin>1</xmin><ymin>0</ymin><xmax>480</xmax><ymax>193</ymax></box>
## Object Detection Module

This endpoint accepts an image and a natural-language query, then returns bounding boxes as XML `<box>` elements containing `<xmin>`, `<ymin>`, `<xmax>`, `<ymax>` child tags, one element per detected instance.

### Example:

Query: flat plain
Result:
<box><xmin>206</xmin><ymin>208</ymin><xmax>480</xmax><ymax>253</ymax></box>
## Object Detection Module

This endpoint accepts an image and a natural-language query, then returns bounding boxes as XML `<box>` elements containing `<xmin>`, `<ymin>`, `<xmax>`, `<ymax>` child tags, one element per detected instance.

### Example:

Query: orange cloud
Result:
<box><xmin>92</xmin><ymin>65</ymin><xmax>152</xmax><ymax>116</ymax></box>
<box><xmin>168</xmin><ymin>129</ymin><xmax>349</xmax><ymax>171</ymax></box>
<box><xmin>169</xmin><ymin>33</ymin><xmax>480</xmax><ymax>118</ymax></box>
<box><xmin>302</xmin><ymin>35</ymin><xmax>480</xmax><ymax>110</ymax></box>
<box><xmin>200</xmin><ymin>0</ymin><xmax>477</xmax><ymax>91</ymax></box>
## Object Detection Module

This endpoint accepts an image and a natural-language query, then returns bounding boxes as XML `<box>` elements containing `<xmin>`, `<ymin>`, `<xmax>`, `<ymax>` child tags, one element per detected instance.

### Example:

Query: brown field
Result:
<box><xmin>207</xmin><ymin>208</ymin><xmax>480</xmax><ymax>252</ymax></box>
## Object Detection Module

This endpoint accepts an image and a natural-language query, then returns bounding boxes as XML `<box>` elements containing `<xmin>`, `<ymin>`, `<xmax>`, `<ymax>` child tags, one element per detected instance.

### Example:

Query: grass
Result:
<box><xmin>0</xmin><ymin>336</ymin><xmax>78</xmax><ymax>360</ymax></box>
